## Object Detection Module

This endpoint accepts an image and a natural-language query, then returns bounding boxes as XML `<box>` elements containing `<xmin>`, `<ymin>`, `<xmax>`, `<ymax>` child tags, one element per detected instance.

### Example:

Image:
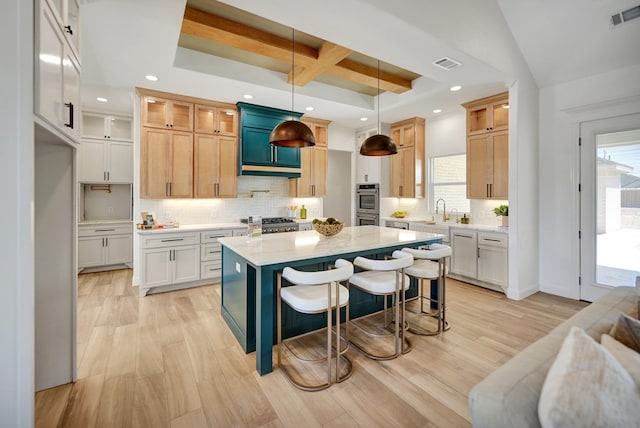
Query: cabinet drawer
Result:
<box><xmin>478</xmin><ymin>232</ymin><xmax>507</xmax><ymax>247</ymax></box>
<box><xmin>141</xmin><ymin>232</ymin><xmax>200</xmax><ymax>249</ymax></box>
<box><xmin>201</xmin><ymin>229</ymin><xmax>232</xmax><ymax>243</ymax></box>
<box><xmin>201</xmin><ymin>261</ymin><xmax>222</xmax><ymax>279</ymax></box>
<box><xmin>79</xmin><ymin>223</ymin><xmax>132</xmax><ymax>236</ymax></box>
<box><xmin>201</xmin><ymin>243</ymin><xmax>222</xmax><ymax>261</ymax></box>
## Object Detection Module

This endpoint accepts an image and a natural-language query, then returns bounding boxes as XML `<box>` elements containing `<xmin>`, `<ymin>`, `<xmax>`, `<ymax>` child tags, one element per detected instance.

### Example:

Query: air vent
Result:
<box><xmin>433</xmin><ymin>57</ymin><xmax>462</xmax><ymax>70</ymax></box>
<box><xmin>611</xmin><ymin>4</ymin><xmax>640</xmax><ymax>27</ymax></box>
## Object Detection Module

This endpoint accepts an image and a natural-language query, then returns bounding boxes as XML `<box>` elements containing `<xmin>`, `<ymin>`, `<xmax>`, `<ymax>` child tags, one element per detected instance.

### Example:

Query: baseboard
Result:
<box><xmin>506</xmin><ymin>283</ymin><xmax>539</xmax><ymax>301</ymax></box>
<box><xmin>539</xmin><ymin>281</ymin><xmax>580</xmax><ymax>300</ymax></box>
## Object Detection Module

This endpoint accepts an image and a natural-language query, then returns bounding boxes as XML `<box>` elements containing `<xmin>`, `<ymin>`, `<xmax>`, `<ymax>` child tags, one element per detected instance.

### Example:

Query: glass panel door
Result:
<box><xmin>580</xmin><ymin>113</ymin><xmax>640</xmax><ymax>301</ymax></box>
<box><xmin>595</xmin><ymin>130</ymin><xmax>640</xmax><ymax>287</ymax></box>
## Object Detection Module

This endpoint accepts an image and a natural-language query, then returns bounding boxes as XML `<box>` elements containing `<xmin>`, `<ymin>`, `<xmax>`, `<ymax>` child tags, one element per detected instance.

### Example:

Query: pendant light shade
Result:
<box><xmin>360</xmin><ymin>59</ymin><xmax>397</xmax><ymax>156</ymax></box>
<box><xmin>269</xmin><ymin>120</ymin><xmax>316</xmax><ymax>147</ymax></box>
<box><xmin>359</xmin><ymin>134</ymin><xmax>397</xmax><ymax>156</ymax></box>
<box><xmin>270</xmin><ymin>28</ymin><xmax>315</xmax><ymax>148</ymax></box>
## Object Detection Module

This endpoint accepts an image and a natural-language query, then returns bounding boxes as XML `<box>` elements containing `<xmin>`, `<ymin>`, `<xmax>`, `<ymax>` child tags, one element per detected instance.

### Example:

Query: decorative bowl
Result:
<box><xmin>312</xmin><ymin>222</ymin><xmax>344</xmax><ymax>236</ymax></box>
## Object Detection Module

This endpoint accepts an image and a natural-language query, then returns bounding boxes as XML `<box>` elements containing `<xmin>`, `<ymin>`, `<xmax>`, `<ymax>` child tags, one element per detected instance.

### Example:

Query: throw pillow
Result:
<box><xmin>609</xmin><ymin>312</ymin><xmax>640</xmax><ymax>353</ymax></box>
<box><xmin>538</xmin><ymin>327</ymin><xmax>640</xmax><ymax>428</ymax></box>
<box><xmin>601</xmin><ymin>333</ymin><xmax>640</xmax><ymax>386</ymax></box>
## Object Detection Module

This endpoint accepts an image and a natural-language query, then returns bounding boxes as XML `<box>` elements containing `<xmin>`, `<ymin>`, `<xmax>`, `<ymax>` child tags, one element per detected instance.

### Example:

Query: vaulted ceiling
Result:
<box><xmin>80</xmin><ymin>0</ymin><xmax>640</xmax><ymax>128</ymax></box>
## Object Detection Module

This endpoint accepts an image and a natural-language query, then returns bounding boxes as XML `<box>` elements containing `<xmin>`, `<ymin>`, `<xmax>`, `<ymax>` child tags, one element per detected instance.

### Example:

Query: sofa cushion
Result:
<box><xmin>601</xmin><ymin>333</ymin><xmax>640</xmax><ymax>386</ymax></box>
<box><xmin>468</xmin><ymin>286</ymin><xmax>637</xmax><ymax>428</ymax></box>
<box><xmin>609</xmin><ymin>312</ymin><xmax>640</xmax><ymax>353</ymax></box>
<box><xmin>538</xmin><ymin>327</ymin><xmax>640</xmax><ymax>428</ymax></box>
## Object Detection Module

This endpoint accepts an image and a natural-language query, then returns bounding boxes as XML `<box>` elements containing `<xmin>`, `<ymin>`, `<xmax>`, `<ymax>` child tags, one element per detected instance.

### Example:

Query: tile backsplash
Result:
<box><xmin>139</xmin><ymin>176</ymin><xmax>323</xmax><ymax>225</ymax></box>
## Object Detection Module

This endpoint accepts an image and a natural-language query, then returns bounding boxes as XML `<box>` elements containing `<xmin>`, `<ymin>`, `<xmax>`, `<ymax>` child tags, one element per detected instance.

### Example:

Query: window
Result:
<box><xmin>429</xmin><ymin>153</ymin><xmax>470</xmax><ymax>212</ymax></box>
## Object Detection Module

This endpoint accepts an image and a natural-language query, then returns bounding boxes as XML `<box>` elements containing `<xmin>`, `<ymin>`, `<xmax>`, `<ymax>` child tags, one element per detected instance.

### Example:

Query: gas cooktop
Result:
<box><xmin>240</xmin><ymin>217</ymin><xmax>299</xmax><ymax>233</ymax></box>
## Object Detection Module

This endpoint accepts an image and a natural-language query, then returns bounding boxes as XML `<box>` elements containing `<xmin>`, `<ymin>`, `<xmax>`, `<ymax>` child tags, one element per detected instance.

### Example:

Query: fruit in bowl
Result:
<box><xmin>312</xmin><ymin>217</ymin><xmax>344</xmax><ymax>236</ymax></box>
<box><xmin>392</xmin><ymin>210</ymin><xmax>408</xmax><ymax>218</ymax></box>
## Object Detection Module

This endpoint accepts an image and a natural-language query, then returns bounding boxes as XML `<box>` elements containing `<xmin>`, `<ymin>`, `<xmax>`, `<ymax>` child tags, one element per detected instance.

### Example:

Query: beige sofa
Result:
<box><xmin>468</xmin><ymin>285</ymin><xmax>638</xmax><ymax>428</ymax></box>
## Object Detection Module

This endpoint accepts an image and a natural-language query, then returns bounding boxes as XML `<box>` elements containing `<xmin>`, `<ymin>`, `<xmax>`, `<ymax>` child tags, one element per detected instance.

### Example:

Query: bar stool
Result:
<box><xmin>276</xmin><ymin>259</ymin><xmax>354</xmax><ymax>391</ymax></box>
<box><xmin>400</xmin><ymin>244</ymin><xmax>452</xmax><ymax>335</ymax></box>
<box><xmin>347</xmin><ymin>251</ymin><xmax>413</xmax><ymax>360</ymax></box>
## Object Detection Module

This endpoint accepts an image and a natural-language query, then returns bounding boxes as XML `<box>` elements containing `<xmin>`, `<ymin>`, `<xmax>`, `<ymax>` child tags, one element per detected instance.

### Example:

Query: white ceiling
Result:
<box><xmin>80</xmin><ymin>0</ymin><xmax>640</xmax><ymax>129</ymax></box>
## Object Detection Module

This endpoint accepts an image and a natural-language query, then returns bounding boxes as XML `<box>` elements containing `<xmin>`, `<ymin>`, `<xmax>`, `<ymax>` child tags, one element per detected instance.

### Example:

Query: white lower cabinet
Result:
<box><xmin>78</xmin><ymin>222</ymin><xmax>132</xmax><ymax>270</ymax></box>
<box><xmin>450</xmin><ymin>228</ymin><xmax>508</xmax><ymax>293</ymax></box>
<box><xmin>140</xmin><ymin>227</ymin><xmax>241</xmax><ymax>295</ymax></box>
<box><xmin>200</xmin><ymin>229</ymin><xmax>232</xmax><ymax>280</ymax></box>
<box><xmin>477</xmin><ymin>232</ymin><xmax>508</xmax><ymax>290</ymax></box>
<box><xmin>450</xmin><ymin>229</ymin><xmax>478</xmax><ymax>278</ymax></box>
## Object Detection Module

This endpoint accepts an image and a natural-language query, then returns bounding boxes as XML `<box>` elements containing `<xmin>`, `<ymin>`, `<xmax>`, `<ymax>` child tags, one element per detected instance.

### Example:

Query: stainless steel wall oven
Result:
<box><xmin>356</xmin><ymin>183</ymin><xmax>380</xmax><ymax>225</ymax></box>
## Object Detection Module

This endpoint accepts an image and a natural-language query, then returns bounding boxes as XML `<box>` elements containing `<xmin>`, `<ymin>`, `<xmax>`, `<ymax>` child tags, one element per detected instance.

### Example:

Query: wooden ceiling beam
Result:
<box><xmin>288</xmin><ymin>42</ymin><xmax>352</xmax><ymax>86</ymax></box>
<box><xmin>181</xmin><ymin>7</ymin><xmax>413</xmax><ymax>93</ymax></box>
<box><xmin>181</xmin><ymin>6</ymin><xmax>318</xmax><ymax>66</ymax></box>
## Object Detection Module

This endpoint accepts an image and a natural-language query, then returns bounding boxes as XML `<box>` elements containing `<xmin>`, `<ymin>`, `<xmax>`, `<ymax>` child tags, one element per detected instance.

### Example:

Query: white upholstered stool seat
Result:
<box><xmin>277</xmin><ymin>258</ymin><xmax>354</xmax><ymax>391</ymax></box>
<box><xmin>347</xmin><ymin>251</ymin><xmax>414</xmax><ymax>360</ymax></box>
<box><xmin>400</xmin><ymin>244</ymin><xmax>452</xmax><ymax>335</ymax></box>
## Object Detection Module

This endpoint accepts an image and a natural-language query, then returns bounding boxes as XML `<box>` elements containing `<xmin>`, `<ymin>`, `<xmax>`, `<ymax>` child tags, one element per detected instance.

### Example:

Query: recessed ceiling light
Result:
<box><xmin>360</xmin><ymin>117</ymin><xmax>368</xmax><ymax>121</ymax></box>
<box><xmin>450</xmin><ymin>85</ymin><xmax>462</xmax><ymax>92</ymax></box>
<box><xmin>145</xmin><ymin>75</ymin><xmax>158</xmax><ymax>81</ymax></box>
<box><xmin>305</xmin><ymin>106</ymin><xmax>314</xmax><ymax>111</ymax></box>
<box><xmin>96</xmin><ymin>97</ymin><xmax>108</xmax><ymax>102</ymax></box>
<box><xmin>243</xmin><ymin>94</ymin><xmax>253</xmax><ymax>99</ymax></box>
<box><xmin>433</xmin><ymin>109</ymin><xmax>442</xmax><ymax>113</ymax></box>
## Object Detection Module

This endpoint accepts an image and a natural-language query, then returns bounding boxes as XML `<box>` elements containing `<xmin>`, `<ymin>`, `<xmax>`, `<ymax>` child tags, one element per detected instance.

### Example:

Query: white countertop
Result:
<box><xmin>136</xmin><ymin>222</ymin><xmax>246</xmax><ymax>235</ymax></box>
<box><xmin>382</xmin><ymin>217</ymin><xmax>508</xmax><ymax>234</ymax></box>
<box><xmin>79</xmin><ymin>219</ymin><xmax>133</xmax><ymax>225</ymax></box>
<box><xmin>218</xmin><ymin>225</ymin><xmax>444</xmax><ymax>266</ymax></box>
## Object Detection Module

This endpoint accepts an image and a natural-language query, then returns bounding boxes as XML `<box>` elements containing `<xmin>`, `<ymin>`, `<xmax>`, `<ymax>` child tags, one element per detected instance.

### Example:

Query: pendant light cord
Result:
<box><xmin>291</xmin><ymin>28</ymin><xmax>295</xmax><ymax>115</ymax></box>
<box><xmin>377</xmin><ymin>60</ymin><xmax>380</xmax><ymax>134</ymax></box>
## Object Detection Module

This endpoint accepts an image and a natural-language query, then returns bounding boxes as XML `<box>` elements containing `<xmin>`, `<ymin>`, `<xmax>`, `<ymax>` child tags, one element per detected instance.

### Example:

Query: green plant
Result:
<box><xmin>493</xmin><ymin>204</ymin><xmax>509</xmax><ymax>216</ymax></box>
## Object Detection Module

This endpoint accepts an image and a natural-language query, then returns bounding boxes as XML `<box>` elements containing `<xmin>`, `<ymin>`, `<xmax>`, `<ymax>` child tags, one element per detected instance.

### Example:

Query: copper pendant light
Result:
<box><xmin>360</xmin><ymin>60</ymin><xmax>397</xmax><ymax>156</ymax></box>
<box><xmin>270</xmin><ymin>28</ymin><xmax>315</xmax><ymax>148</ymax></box>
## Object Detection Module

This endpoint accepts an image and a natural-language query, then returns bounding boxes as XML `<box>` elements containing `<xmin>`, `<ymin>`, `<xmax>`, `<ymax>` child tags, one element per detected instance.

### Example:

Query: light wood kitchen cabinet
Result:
<box><xmin>467</xmin><ymin>130</ymin><xmax>508</xmax><ymax>199</ymax></box>
<box><xmin>463</xmin><ymin>92</ymin><xmax>509</xmax><ymax>199</ymax></box>
<box><xmin>82</xmin><ymin>112</ymin><xmax>132</xmax><ymax>141</ymax></box>
<box><xmin>301</xmin><ymin>117</ymin><xmax>330</xmax><ymax>147</ymax></box>
<box><xmin>194</xmin><ymin>134</ymin><xmax>238</xmax><ymax>198</ymax></box>
<box><xmin>390</xmin><ymin>119</ymin><xmax>417</xmax><ymax>147</ymax></box>
<box><xmin>142</xmin><ymin>96</ymin><xmax>193</xmax><ymax>132</ymax></box>
<box><xmin>35</xmin><ymin>0</ymin><xmax>81</xmax><ymax>144</ymax></box>
<box><xmin>289</xmin><ymin>147</ymin><xmax>327</xmax><ymax>197</ymax></box>
<box><xmin>79</xmin><ymin>139</ymin><xmax>133</xmax><ymax>183</ymax></box>
<box><xmin>195</xmin><ymin>104</ymin><xmax>237</xmax><ymax>136</ymax></box>
<box><xmin>141</xmin><ymin>128</ymin><xmax>193</xmax><ymax>198</ymax></box>
<box><xmin>389</xmin><ymin>117</ymin><xmax>425</xmax><ymax>198</ymax></box>
<box><xmin>463</xmin><ymin>92</ymin><xmax>509</xmax><ymax>136</ymax></box>
<box><xmin>289</xmin><ymin>117</ymin><xmax>330</xmax><ymax>197</ymax></box>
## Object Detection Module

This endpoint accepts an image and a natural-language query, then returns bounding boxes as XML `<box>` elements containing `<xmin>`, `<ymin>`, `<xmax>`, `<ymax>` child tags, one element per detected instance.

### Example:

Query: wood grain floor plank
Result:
<box><xmin>95</xmin><ymin>373</ymin><xmax>135</xmax><ymax>428</ymax></box>
<box><xmin>58</xmin><ymin>374</ymin><xmax>104</xmax><ymax>428</ymax></box>
<box><xmin>35</xmin><ymin>382</ymin><xmax>72</xmax><ymax>428</ymax></box>
<box><xmin>38</xmin><ymin>270</ymin><xmax>591</xmax><ymax>428</ymax></box>
<box><xmin>162</xmin><ymin>341</ymin><xmax>202</xmax><ymax>420</ymax></box>
<box><xmin>106</xmin><ymin>324</ymin><xmax>138</xmax><ymax>379</ymax></box>
<box><xmin>170</xmin><ymin>408</ymin><xmax>208</xmax><ymax>428</ymax></box>
<box><xmin>132</xmin><ymin>373</ymin><xmax>170</xmax><ymax>428</ymax></box>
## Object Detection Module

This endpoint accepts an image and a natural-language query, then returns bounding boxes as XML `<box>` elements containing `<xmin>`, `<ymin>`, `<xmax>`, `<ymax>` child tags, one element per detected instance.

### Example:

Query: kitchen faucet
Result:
<box><xmin>435</xmin><ymin>198</ymin><xmax>449</xmax><ymax>222</ymax></box>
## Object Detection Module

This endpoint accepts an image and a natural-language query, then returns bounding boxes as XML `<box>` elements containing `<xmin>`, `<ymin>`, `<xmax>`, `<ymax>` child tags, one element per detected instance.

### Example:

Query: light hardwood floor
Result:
<box><xmin>35</xmin><ymin>269</ymin><xmax>588</xmax><ymax>428</ymax></box>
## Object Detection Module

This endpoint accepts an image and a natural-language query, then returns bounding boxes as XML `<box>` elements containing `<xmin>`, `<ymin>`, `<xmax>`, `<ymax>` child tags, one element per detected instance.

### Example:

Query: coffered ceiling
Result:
<box><xmin>179</xmin><ymin>0</ymin><xmax>422</xmax><ymax>96</ymax></box>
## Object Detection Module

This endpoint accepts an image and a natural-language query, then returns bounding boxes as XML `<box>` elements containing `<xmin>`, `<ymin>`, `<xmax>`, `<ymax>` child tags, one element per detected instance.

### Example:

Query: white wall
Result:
<box><xmin>539</xmin><ymin>64</ymin><xmax>640</xmax><ymax>299</ymax></box>
<box><xmin>0</xmin><ymin>0</ymin><xmax>34</xmax><ymax>424</ymax></box>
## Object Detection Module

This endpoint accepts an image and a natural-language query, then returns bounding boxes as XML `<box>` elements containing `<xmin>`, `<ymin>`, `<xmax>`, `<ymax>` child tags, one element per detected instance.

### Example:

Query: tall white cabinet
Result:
<box><xmin>78</xmin><ymin>111</ymin><xmax>134</xmax><ymax>272</ymax></box>
<box><xmin>34</xmin><ymin>0</ymin><xmax>81</xmax><ymax>392</ymax></box>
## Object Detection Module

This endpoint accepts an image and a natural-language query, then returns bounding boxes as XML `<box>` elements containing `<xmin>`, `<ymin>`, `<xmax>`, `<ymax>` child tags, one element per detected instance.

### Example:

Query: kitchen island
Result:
<box><xmin>218</xmin><ymin>225</ymin><xmax>443</xmax><ymax>375</ymax></box>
